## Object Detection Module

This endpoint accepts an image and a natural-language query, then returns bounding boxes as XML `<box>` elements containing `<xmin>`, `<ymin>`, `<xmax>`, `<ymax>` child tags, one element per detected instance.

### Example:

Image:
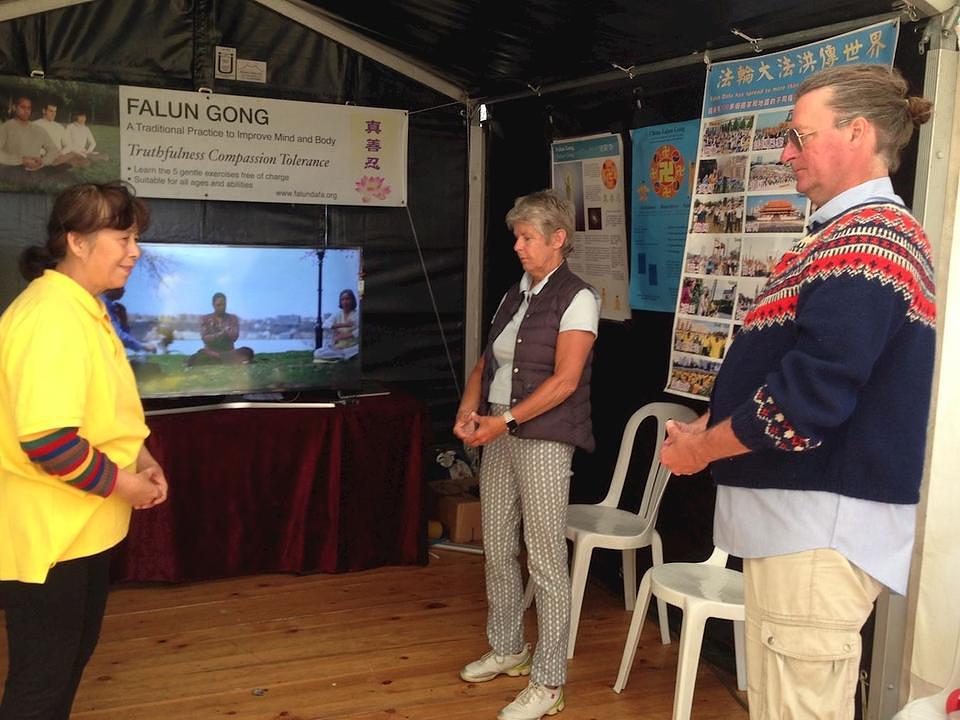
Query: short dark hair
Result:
<box><xmin>212</xmin><ymin>292</ymin><xmax>227</xmax><ymax>303</ymax></box>
<box><xmin>20</xmin><ymin>181</ymin><xmax>150</xmax><ymax>281</ymax></box>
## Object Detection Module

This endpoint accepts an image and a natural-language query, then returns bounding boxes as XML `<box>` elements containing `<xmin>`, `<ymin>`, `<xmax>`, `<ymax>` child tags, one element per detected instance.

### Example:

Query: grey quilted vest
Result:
<box><xmin>479</xmin><ymin>262</ymin><xmax>595</xmax><ymax>452</ymax></box>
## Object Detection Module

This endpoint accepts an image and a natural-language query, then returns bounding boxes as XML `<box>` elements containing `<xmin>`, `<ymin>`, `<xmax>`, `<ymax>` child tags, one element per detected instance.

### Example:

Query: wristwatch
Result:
<box><xmin>502</xmin><ymin>410</ymin><xmax>519</xmax><ymax>432</ymax></box>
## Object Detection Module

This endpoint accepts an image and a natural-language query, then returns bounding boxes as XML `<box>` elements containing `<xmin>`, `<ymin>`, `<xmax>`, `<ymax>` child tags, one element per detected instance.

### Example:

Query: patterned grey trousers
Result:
<box><xmin>480</xmin><ymin>404</ymin><xmax>574</xmax><ymax>687</ymax></box>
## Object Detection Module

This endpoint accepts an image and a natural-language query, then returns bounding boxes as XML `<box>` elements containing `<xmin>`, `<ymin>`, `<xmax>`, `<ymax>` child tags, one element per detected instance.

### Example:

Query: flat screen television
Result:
<box><xmin>118</xmin><ymin>243</ymin><xmax>362</xmax><ymax>399</ymax></box>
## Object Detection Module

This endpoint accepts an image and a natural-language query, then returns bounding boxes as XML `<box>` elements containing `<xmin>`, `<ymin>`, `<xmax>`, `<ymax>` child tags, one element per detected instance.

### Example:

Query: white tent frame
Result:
<box><xmin>0</xmin><ymin>0</ymin><xmax>94</xmax><ymax>23</ymax></box>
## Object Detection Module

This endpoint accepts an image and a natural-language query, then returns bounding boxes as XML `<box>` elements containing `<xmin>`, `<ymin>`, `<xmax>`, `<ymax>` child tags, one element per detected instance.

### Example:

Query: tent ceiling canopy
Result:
<box><xmin>293</xmin><ymin>0</ymin><xmax>917</xmax><ymax>100</ymax></box>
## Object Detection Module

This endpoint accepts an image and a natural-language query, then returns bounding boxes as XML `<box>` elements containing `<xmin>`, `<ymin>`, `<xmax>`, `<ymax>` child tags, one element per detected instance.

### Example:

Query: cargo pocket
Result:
<box><xmin>758</xmin><ymin>619</ymin><xmax>861</xmax><ymax>720</ymax></box>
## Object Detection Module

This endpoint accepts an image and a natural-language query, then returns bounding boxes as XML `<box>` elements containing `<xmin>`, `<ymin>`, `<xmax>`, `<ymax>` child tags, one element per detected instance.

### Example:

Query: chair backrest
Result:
<box><xmin>703</xmin><ymin>546</ymin><xmax>729</xmax><ymax>567</ymax></box>
<box><xmin>599</xmin><ymin>402</ymin><xmax>699</xmax><ymax>527</ymax></box>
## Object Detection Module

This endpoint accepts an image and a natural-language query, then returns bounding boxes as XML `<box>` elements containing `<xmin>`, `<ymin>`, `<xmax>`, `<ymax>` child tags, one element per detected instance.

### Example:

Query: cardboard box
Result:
<box><xmin>426</xmin><ymin>476</ymin><xmax>481</xmax><ymax>544</ymax></box>
<box><xmin>435</xmin><ymin>492</ymin><xmax>482</xmax><ymax>544</ymax></box>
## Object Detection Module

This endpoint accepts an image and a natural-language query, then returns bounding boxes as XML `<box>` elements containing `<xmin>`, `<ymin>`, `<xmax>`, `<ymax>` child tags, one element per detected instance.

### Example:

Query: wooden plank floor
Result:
<box><xmin>0</xmin><ymin>549</ymin><xmax>748</xmax><ymax>719</ymax></box>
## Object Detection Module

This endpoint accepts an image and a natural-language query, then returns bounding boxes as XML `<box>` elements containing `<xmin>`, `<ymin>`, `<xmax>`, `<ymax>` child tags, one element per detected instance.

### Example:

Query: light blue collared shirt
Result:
<box><xmin>714</xmin><ymin>177</ymin><xmax>917</xmax><ymax>594</ymax></box>
<box><xmin>808</xmin><ymin>176</ymin><xmax>904</xmax><ymax>227</ymax></box>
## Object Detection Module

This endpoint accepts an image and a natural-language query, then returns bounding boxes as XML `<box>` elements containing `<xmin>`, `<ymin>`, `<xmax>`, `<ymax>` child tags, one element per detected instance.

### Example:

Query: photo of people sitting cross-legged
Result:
<box><xmin>0</xmin><ymin>80</ymin><xmax>119</xmax><ymax>192</ymax></box>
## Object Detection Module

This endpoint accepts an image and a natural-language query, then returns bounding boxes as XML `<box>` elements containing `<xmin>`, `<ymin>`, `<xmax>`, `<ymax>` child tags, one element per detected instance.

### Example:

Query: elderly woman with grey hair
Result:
<box><xmin>453</xmin><ymin>189</ymin><xmax>600</xmax><ymax>720</ymax></box>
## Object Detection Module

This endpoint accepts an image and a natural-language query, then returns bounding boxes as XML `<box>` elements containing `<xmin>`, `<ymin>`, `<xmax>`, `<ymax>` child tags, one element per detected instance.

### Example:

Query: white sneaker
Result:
<box><xmin>497</xmin><ymin>682</ymin><xmax>565</xmax><ymax>720</ymax></box>
<box><xmin>459</xmin><ymin>643</ymin><xmax>532</xmax><ymax>683</ymax></box>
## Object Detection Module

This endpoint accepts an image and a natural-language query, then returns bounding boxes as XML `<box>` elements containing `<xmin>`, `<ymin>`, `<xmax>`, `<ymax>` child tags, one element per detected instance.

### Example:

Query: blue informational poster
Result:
<box><xmin>629</xmin><ymin>120</ymin><xmax>700</xmax><ymax>312</ymax></box>
<box><xmin>665</xmin><ymin>19</ymin><xmax>899</xmax><ymax>400</ymax></box>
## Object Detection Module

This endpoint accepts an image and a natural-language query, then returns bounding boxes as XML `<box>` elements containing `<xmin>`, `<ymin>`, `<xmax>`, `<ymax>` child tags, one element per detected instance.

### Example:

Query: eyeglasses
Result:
<box><xmin>784</xmin><ymin>118</ymin><xmax>852</xmax><ymax>152</ymax></box>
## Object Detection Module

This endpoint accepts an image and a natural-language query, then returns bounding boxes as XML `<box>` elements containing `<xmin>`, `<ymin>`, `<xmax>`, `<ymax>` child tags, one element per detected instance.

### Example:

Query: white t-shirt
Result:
<box><xmin>65</xmin><ymin>122</ymin><xmax>96</xmax><ymax>155</ymax></box>
<box><xmin>33</xmin><ymin>118</ymin><xmax>66</xmax><ymax>151</ymax></box>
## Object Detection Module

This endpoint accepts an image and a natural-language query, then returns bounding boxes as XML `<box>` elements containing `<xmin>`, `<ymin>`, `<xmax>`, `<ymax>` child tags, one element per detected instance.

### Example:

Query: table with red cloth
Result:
<box><xmin>110</xmin><ymin>393</ymin><xmax>428</xmax><ymax>582</ymax></box>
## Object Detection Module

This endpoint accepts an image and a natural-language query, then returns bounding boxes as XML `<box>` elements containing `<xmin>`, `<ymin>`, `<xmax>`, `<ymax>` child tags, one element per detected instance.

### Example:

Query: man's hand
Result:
<box><xmin>660</xmin><ymin>419</ymin><xmax>710</xmax><ymax>476</ymax></box>
<box><xmin>662</xmin><ymin>416</ymin><xmax>751</xmax><ymax>475</ymax></box>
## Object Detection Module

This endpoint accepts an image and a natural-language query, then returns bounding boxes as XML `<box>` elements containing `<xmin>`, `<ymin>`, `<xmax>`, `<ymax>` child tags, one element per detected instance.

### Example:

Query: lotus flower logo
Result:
<box><xmin>354</xmin><ymin>176</ymin><xmax>391</xmax><ymax>202</ymax></box>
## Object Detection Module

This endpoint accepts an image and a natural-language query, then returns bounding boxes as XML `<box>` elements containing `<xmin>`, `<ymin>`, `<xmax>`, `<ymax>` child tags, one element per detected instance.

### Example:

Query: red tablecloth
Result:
<box><xmin>111</xmin><ymin>393</ymin><xmax>428</xmax><ymax>582</ymax></box>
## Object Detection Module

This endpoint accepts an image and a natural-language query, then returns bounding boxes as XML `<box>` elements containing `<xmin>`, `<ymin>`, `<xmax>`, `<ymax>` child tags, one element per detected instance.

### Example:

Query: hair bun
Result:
<box><xmin>18</xmin><ymin>245</ymin><xmax>54</xmax><ymax>281</ymax></box>
<box><xmin>906</xmin><ymin>96</ymin><xmax>933</xmax><ymax>127</ymax></box>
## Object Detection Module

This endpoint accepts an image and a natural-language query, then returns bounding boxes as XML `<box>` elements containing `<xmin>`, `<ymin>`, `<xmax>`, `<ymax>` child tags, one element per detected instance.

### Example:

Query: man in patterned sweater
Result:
<box><xmin>661</xmin><ymin>65</ymin><xmax>935</xmax><ymax>720</ymax></box>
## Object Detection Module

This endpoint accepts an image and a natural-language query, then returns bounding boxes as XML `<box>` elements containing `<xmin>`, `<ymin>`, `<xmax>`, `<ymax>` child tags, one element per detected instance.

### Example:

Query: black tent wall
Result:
<box><xmin>0</xmin><ymin>0</ymin><xmax>468</xmax><ymax>431</ymax></box>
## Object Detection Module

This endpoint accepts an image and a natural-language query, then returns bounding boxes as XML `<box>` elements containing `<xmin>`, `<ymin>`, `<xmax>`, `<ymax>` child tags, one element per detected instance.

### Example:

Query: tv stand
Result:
<box><xmin>113</xmin><ymin>392</ymin><xmax>428</xmax><ymax>581</ymax></box>
<box><xmin>144</xmin><ymin>400</ymin><xmax>337</xmax><ymax>417</ymax></box>
<box><xmin>241</xmin><ymin>391</ymin><xmax>285</xmax><ymax>402</ymax></box>
<box><xmin>142</xmin><ymin>389</ymin><xmax>352</xmax><ymax>415</ymax></box>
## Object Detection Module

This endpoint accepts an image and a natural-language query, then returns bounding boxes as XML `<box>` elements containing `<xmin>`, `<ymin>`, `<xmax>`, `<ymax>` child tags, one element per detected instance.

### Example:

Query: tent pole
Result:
<box><xmin>869</xmin><ymin>11</ymin><xmax>960</xmax><ymax>720</ymax></box>
<box><xmin>0</xmin><ymin>0</ymin><xmax>93</xmax><ymax>22</ymax></box>
<box><xmin>464</xmin><ymin>104</ymin><xmax>486</xmax><ymax>385</ymax></box>
<box><xmin>911</xmin><ymin>14</ymin><xmax>959</xmax><ymax>237</ymax></box>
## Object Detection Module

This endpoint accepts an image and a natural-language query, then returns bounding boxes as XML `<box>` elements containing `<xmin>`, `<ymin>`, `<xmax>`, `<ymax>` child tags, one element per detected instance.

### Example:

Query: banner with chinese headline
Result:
<box><xmin>0</xmin><ymin>77</ymin><xmax>406</xmax><ymax>206</ymax></box>
<box><xmin>629</xmin><ymin>120</ymin><xmax>700</xmax><ymax>312</ymax></box>
<box><xmin>665</xmin><ymin>19</ymin><xmax>898</xmax><ymax>400</ymax></box>
<box><xmin>551</xmin><ymin>133</ymin><xmax>631</xmax><ymax>321</ymax></box>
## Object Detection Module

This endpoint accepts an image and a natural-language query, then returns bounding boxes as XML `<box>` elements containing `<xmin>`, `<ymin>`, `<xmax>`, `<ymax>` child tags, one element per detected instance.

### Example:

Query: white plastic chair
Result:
<box><xmin>524</xmin><ymin>402</ymin><xmax>698</xmax><ymax>659</ymax></box>
<box><xmin>892</xmin><ymin>635</ymin><xmax>960</xmax><ymax>719</ymax></box>
<box><xmin>613</xmin><ymin>546</ymin><xmax>747</xmax><ymax>720</ymax></box>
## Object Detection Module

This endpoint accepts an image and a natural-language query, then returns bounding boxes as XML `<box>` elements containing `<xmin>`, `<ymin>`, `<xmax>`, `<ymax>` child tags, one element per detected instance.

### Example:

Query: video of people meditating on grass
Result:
<box><xmin>118</xmin><ymin>244</ymin><xmax>362</xmax><ymax>397</ymax></box>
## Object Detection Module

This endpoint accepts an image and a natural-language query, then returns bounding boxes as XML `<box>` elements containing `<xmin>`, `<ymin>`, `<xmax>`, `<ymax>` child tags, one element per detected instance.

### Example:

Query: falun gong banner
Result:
<box><xmin>0</xmin><ymin>78</ymin><xmax>407</xmax><ymax>206</ymax></box>
<box><xmin>664</xmin><ymin>19</ymin><xmax>898</xmax><ymax>400</ymax></box>
<box><xmin>120</xmin><ymin>87</ymin><xmax>408</xmax><ymax>206</ymax></box>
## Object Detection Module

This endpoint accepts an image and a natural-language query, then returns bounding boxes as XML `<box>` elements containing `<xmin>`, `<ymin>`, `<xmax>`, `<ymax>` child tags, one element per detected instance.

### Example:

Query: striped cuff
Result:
<box><xmin>20</xmin><ymin>427</ymin><xmax>118</xmax><ymax>497</ymax></box>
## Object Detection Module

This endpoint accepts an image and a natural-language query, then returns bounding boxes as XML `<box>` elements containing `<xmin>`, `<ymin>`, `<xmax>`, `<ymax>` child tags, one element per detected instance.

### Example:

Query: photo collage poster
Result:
<box><xmin>551</xmin><ymin>133</ymin><xmax>631</xmax><ymax>321</ymax></box>
<box><xmin>665</xmin><ymin>19</ymin><xmax>899</xmax><ymax>400</ymax></box>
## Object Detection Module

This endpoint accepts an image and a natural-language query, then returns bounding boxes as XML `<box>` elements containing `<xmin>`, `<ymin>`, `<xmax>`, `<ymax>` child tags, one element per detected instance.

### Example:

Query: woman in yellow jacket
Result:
<box><xmin>0</xmin><ymin>182</ymin><xmax>168</xmax><ymax>719</ymax></box>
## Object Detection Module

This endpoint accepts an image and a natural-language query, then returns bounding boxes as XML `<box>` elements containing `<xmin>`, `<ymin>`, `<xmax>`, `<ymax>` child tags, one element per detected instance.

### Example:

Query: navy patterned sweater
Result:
<box><xmin>709</xmin><ymin>203</ymin><xmax>936</xmax><ymax>504</ymax></box>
